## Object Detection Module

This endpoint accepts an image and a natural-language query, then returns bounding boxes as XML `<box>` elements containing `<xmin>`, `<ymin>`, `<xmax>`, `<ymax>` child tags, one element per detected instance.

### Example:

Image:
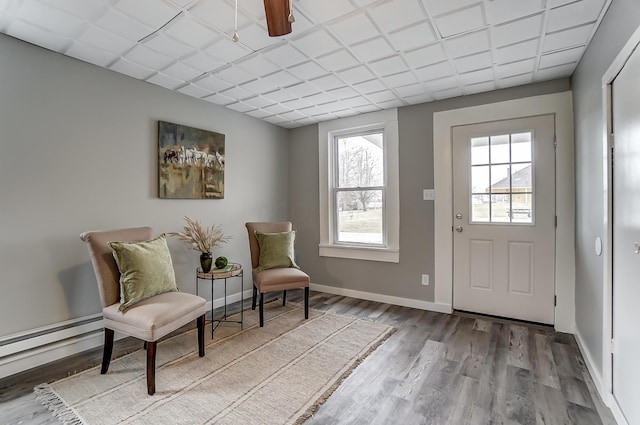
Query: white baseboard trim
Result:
<box><xmin>310</xmin><ymin>283</ymin><xmax>453</xmax><ymax>314</ymax></box>
<box><xmin>0</xmin><ymin>291</ymin><xmax>252</xmax><ymax>380</ymax></box>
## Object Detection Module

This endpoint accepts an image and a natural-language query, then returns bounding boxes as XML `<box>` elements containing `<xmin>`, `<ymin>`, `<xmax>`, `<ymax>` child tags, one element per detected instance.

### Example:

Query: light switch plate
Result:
<box><xmin>423</xmin><ymin>189</ymin><xmax>435</xmax><ymax>200</ymax></box>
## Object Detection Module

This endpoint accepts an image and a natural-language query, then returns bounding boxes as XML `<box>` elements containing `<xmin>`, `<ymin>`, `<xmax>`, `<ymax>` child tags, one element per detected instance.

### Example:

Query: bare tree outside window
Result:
<box><xmin>335</xmin><ymin>132</ymin><xmax>384</xmax><ymax>244</ymax></box>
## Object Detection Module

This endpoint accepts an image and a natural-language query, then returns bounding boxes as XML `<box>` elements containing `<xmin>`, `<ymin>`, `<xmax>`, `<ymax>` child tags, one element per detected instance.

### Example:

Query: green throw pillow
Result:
<box><xmin>109</xmin><ymin>234</ymin><xmax>178</xmax><ymax>312</ymax></box>
<box><xmin>255</xmin><ymin>230</ymin><xmax>299</xmax><ymax>271</ymax></box>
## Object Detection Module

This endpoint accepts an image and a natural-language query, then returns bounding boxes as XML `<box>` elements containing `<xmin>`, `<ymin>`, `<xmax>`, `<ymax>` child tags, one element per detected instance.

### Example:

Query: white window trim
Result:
<box><xmin>319</xmin><ymin>109</ymin><xmax>399</xmax><ymax>263</ymax></box>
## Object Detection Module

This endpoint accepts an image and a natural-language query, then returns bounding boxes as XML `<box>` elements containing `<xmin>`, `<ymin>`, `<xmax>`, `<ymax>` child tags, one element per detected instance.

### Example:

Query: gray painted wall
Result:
<box><xmin>572</xmin><ymin>0</ymin><xmax>640</xmax><ymax>379</ymax></box>
<box><xmin>0</xmin><ymin>34</ymin><xmax>289</xmax><ymax>337</ymax></box>
<box><xmin>289</xmin><ymin>79</ymin><xmax>570</xmax><ymax>302</ymax></box>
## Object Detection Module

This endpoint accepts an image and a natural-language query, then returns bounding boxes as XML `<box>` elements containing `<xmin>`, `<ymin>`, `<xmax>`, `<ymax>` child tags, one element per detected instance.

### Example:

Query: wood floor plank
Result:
<box><xmin>0</xmin><ymin>291</ymin><xmax>615</xmax><ymax>425</ymax></box>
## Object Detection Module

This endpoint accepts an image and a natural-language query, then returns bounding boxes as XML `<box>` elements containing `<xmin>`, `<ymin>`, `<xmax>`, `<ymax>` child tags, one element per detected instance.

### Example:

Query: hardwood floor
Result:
<box><xmin>0</xmin><ymin>291</ymin><xmax>615</xmax><ymax>425</ymax></box>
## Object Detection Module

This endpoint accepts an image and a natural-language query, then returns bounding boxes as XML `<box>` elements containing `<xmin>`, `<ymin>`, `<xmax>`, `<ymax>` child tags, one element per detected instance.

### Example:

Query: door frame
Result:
<box><xmin>433</xmin><ymin>91</ymin><xmax>575</xmax><ymax>332</ymax></box>
<box><xmin>600</xmin><ymin>25</ymin><xmax>640</xmax><ymax>425</ymax></box>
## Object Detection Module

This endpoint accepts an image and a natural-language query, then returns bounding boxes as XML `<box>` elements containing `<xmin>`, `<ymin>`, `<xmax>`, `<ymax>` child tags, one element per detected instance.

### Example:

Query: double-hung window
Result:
<box><xmin>319</xmin><ymin>109</ymin><xmax>399</xmax><ymax>263</ymax></box>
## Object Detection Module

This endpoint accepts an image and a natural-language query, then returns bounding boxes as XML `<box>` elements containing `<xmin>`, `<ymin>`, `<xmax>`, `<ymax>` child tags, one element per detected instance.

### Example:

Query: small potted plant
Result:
<box><xmin>170</xmin><ymin>216</ymin><xmax>231</xmax><ymax>273</ymax></box>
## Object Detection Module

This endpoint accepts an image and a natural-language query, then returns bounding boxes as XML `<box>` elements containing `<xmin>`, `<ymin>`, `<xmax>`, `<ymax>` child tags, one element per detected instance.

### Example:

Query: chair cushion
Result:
<box><xmin>109</xmin><ymin>234</ymin><xmax>178</xmax><ymax>312</ymax></box>
<box><xmin>103</xmin><ymin>292</ymin><xmax>206</xmax><ymax>341</ymax></box>
<box><xmin>253</xmin><ymin>267</ymin><xmax>309</xmax><ymax>292</ymax></box>
<box><xmin>255</xmin><ymin>230</ymin><xmax>299</xmax><ymax>271</ymax></box>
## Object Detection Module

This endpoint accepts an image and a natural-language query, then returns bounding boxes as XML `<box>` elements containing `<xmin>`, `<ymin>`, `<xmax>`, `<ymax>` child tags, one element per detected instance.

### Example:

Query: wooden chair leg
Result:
<box><xmin>197</xmin><ymin>314</ymin><xmax>205</xmax><ymax>357</ymax></box>
<box><xmin>259</xmin><ymin>292</ymin><xmax>264</xmax><ymax>327</ymax></box>
<box><xmin>282</xmin><ymin>290</ymin><xmax>287</xmax><ymax>306</ymax></box>
<box><xmin>252</xmin><ymin>284</ymin><xmax>257</xmax><ymax>310</ymax></box>
<box><xmin>304</xmin><ymin>287</ymin><xmax>309</xmax><ymax>319</ymax></box>
<box><xmin>101</xmin><ymin>328</ymin><xmax>114</xmax><ymax>375</ymax></box>
<box><xmin>146</xmin><ymin>341</ymin><xmax>157</xmax><ymax>395</ymax></box>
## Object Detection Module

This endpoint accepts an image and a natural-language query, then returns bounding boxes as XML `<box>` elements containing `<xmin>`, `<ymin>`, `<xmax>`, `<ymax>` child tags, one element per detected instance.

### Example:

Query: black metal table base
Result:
<box><xmin>196</xmin><ymin>266</ymin><xmax>244</xmax><ymax>338</ymax></box>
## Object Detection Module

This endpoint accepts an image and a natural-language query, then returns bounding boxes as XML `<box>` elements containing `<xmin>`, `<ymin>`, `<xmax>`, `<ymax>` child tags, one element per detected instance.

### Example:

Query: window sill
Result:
<box><xmin>319</xmin><ymin>244</ymin><xmax>399</xmax><ymax>263</ymax></box>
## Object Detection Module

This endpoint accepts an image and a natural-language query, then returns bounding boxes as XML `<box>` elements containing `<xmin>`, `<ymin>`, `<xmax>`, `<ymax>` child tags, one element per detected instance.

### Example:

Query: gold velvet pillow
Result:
<box><xmin>255</xmin><ymin>230</ymin><xmax>299</xmax><ymax>271</ymax></box>
<box><xmin>109</xmin><ymin>234</ymin><xmax>178</xmax><ymax>312</ymax></box>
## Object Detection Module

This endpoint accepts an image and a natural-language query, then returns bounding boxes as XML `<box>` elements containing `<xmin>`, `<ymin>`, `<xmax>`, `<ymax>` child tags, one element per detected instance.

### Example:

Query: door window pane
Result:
<box><xmin>469</xmin><ymin>131</ymin><xmax>534</xmax><ymax>224</ymax></box>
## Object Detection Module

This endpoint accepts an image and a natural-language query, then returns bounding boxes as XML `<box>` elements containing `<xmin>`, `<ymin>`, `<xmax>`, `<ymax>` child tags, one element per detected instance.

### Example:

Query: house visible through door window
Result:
<box><xmin>470</xmin><ymin>131</ymin><xmax>534</xmax><ymax>224</ymax></box>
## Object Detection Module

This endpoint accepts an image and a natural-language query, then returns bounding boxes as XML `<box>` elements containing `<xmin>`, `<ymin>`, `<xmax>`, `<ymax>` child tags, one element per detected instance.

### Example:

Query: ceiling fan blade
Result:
<box><xmin>263</xmin><ymin>0</ymin><xmax>292</xmax><ymax>37</ymax></box>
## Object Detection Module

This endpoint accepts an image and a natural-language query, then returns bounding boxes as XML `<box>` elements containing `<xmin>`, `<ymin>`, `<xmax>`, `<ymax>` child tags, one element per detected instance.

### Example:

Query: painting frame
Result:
<box><xmin>158</xmin><ymin>121</ymin><xmax>225</xmax><ymax>199</ymax></box>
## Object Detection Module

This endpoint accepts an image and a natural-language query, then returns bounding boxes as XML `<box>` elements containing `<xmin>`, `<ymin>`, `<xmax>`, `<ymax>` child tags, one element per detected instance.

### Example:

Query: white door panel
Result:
<box><xmin>612</xmin><ymin>41</ymin><xmax>640</xmax><ymax>425</ymax></box>
<box><xmin>452</xmin><ymin>115</ymin><xmax>556</xmax><ymax>324</ymax></box>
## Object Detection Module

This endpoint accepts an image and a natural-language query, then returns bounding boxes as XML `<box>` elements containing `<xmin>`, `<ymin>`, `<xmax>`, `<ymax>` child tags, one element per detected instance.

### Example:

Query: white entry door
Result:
<box><xmin>452</xmin><ymin>115</ymin><xmax>556</xmax><ymax>324</ymax></box>
<box><xmin>611</xmin><ymin>41</ymin><xmax>640</xmax><ymax>425</ymax></box>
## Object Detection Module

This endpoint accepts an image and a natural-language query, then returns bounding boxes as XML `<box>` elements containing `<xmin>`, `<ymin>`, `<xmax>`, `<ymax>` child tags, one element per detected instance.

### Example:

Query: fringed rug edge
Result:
<box><xmin>34</xmin><ymin>383</ymin><xmax>85</xmax><ymax>425</ymax></box>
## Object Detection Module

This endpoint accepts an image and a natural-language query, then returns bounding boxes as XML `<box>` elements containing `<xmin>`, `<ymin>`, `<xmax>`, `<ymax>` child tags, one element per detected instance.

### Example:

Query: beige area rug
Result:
<box><xmin>34</xmin><ymin>302</ymin><xmax>395</xmax><ymax>425</ymax></box>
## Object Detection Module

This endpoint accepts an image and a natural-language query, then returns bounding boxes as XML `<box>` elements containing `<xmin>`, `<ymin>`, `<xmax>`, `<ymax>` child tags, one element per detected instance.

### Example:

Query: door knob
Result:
<box><xmin>456</xmin><ymin>213</ymin><xmax>463</xmax><ymax>219</ymax></box>
<box><xmin>455</xmin><ymin>226</ymin><xmax>463</xmax><ymax>232</ymax></box>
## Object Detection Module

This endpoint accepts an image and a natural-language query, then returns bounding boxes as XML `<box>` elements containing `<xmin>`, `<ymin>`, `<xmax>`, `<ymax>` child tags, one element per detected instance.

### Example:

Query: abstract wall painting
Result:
<box><xmin>158</xmin><ymin>121</ymin><xmax>225</xmax><ymax>199</ymax></box>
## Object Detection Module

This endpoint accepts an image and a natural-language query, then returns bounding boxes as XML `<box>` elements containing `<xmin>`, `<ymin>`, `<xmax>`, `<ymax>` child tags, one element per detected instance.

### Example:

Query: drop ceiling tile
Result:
<box><xmin>340</xmin><ymin>96</ymin><xmax>371</xmax><ymax>108</ymax></box>
<box><xmin>304</xmin><ymin>92</ymin><xmax>335</xmax><ymax>105</ymax></box>
<box><xmin>497</xmin><ymin>72</ymin><xmax>533</xmax><ymax>88</ymax></box>
<box><xmin>369</xmin><ymin>0</ymin><xmax>427</xmax><ymax>33</ymax></box>
<box><xmin>215</xmin><ymin>65</ymin><xmax>257</xmax><ymax>85</ymax></box>
<box><xmin>279</xmin><ymin>110</ymin><xmax>308</xmax><ymax>121</ymax></box>
<box><xmin>243</xmin><ymin>77</ymin><xmax>285</xmax><ymax>95</ymax></box>
<box><xmin>547</xmin><ymin>0</ymin><xmax>606</xmax><ymax>32</ymax></box>
<box><xmin>288</xmin><ymin>61</ymin><xmax>329</xmax><ymax>80</ymax></box>
<box><xmin>260</xmin><ymin>70</ymin><xmax>301</xmax><ymax>89</ymax></box>
<box><xmin>202</xmin><ymin>92</ymin><xmax>235</xmax><ymax>106</ymax></box>
<box><xmin>538</xmin><ymin>46</ymin><xmax>583</xmax><ymax>68</ymax></box>
<box><xmin>220</xmin><ymin>85</ymin><xmax>255</xmax><ymax>100</ymax></box>
<box><xmin>536</xmin><ymin>63</ymin><xmax>574</xmax><ymax>79</ymax></box>
<box><xmin>389</xmin><ymin>21</ymin><xmax>437</xmax><ymax>51</ymax></box>
<box><xmin>421</xmin><ymin>0</ymin><xmax>479</xmax><ymax>17</ymax></box>
<box><xmin>263</xmin><ymin>89</ymin><xmax>297</xmax><ymax>103</ymax></box>
<box><xmin>383</xmin><ymin>71</ymin><xmax>419</xmax><ymax>88</ymax></box>
<box><xmin>125</xmin><ymin>45</ymin><xmax>174</xmax><ymax>69</ymax></box>
<box><xmin>434</xmin><ymin>5</ymin><xmax>485</xmax><ymax>38</ymax></box>
<box><xmin>432</xmin><ymin>86</ymin><xmax>463</xmax><ymax>99</ymax></box>
<box><xmin>181</xmin><ymin>50</ymin><xmax>225</xmax><ymax>72</ymax></box>
<box><xmin>236</xmin><ymin>55</ymin><xmax>280</xmax><ymax>76</ymax></box>
<box><xmin>328</xmin><ymin>13</ymin><xmax>379</xmax><ymax>45</ymax></box>
<box><xmin>394</xmin><ymin>83</ymin><xmax>426</xmax><ymax>97</ymax></box>
<box><xmin>234</xmin><ymin>23</ymin><xmax>283</xmax><ymax>51</ymax></box>
<box><xmin>282</xmin><ymin>98</ymin><xmax>315</xmax><ymax>110</ymax></box>
<box><xmin>316</xmin><ymin>49</ymin><xmax>360</xmax><ymax>72</ymax></box>
<box><xmin>491</xmin><ymin>14</ymin><xmax>543</xmax><ymax>47</ymax></box>
<box><xmin>377</xmin><ymin>99</ymin><xmax>406</xmax><ymax>109</ymax></box>
<box><xmin>95</xmin><ymin>9</ymin><xmax>153</xmax><ymax>42</ymax></box>
<box><xmin>415</xmin><ymin>60</ymin><xmax>455</xmax><ymax>82</ymax></box>
<box><xmin>147</xmin><ymin>72</ymin><xmax>184</xmax><ymax>89</ymax></box>
<box><xmin>369</xmin><ymin>56</ymin><xmax>408</xmax><ymax>77</ymax></box>
<box><xmin>546</xmin><ymin>0</ymin><xmax>574</xmax><ymax>7</ymax></box>
<box><xmin>162</xmin><ymin>61</ymin><xmax>203</xmax><ymax>80</ymax></box>
<box><xmin>463</xmin><ymin>80</ymin><xmax>496</xmax><ymax>95</ymax></box>
<box><xmin>242</xmin><ymin>95</ymin><xmax>275</xmax><ymax>108</ymax></box>
<box><xmin>337</xmin><ymin>66</ymin><xmax>376</xmax><ymax>85</ymax></box>
<box><xmin>226</xmin><ymin>101</ymin><xmax>255</xmax><ymax>113</ymax></box>
<box><xmin>403</xmin><ymin>43</ymin><xmax>448</xmax><ymax>68</ymax></box>
<box><xmin>166</xmin><ymin>0</ymin><xmax>199</xmax><ymax>7</ymax></box>
<box><xmin>262</xmin><ymin>103</ymin><xmax>293</xmax><ymax>115</ymax></box>
<box><xmin>311</xmin><ymin>74</ymin><xmax>345</xmax><ymax>91</ymax></box>
<box><xmin>246</xmin><ymin>109</ymin><xmax>275</xmax><ymax>119</ymax></box>
<box><xmin>194</xmin><ymin>74</ymin><xmax>234</xmax><ymax>92</ymax></box>
<box><xmin>110</xmin><ymin>58</ymin><xmax>155</xmax><ymax>79</ymax></box>
<box><xmin>444</xmin><ymin>29</ymin><xmax>490</xmax><ymax>58</ymax></box>
<box><xmin>189</xmin><ymin>0</ymin><xmax>251</xmax><ymax>34</ymax></box>
<box><xmin>326</xmin><ymin>86</ymin><xmax>360</xmax><ymax>99</ymax></box>
<box><xmin>292</xmin><ymin>29</ymin><xmax>341</xmax><ymax>58</ymax></box>
<box><xmin>14</xmin><ymin>1</ymin><xmax>86</xmax><ymax>37</ymax></box>
<box><xmin>485</xmin><ymin>0</ymin><xmax>545</xmax><ymax>25</ymax></box>
<box><xmin>424</xmin><ymin>75</ymin><xmax>458</xmax><ymax>91</ymax></box>
<box><xmin>453</xmin><ymin>51</ymin><xmax>492</xmax><ymax>73</ymax></box>
<box><xmin>495</xmin><ymin>39</ymin><xmax>538</xmax><ymax>64</ymax></box>
<box><xmin>404</xmin><ymin>92</ymin><xmax>434</xmax><ymax>104</ymax></box>
<box><xmin>353</xmin><ymin>104</ymin><xmax>380</xmax><ymax>113</ymax></box>
<box><xmin>459</xmin><ymin>67</ymin><xmax>494</xmax><ymax>85</ymax></box>
<box><xmin>351</xmin><ymin>37</ymin><xmax>396</xmax><ymax>62</ymax></box>
<box><xmin>367</xmin><ymin>90</ymin><xmax>399</xmax><ymax>103</ymax></box>
<box><xmin>115</xmin><ymin>0</ymin><xmax>179</xmax><ymax>29</ymax></box>
<box><xmin>286</xmin><ymin>82</ymin><xmax>321</xmax><ymax>98</ymax></box>
<box><xmin>353</xmin><ymin>79</ymin><xmax>388</xmax><ymax>94</ymax></box>
<box><xmin>263</xmin><ymin>114</ymin><xmax>289</xmax><ymax>125</ymax></box>
<box><xmin>495</xmin><ymin>58</ymin><xmax>535</xmax><ymax>78</ymax></box>
<box><xmin>143</xmin><ymin>33</ymin><xmax>194</xmax><ymax>59</ymax></box>
<box><xmin>296</xmin><ymin>0</ymin><xmax>356</xmax><ymax>24</ymax></box>
<box><xmin>40</xmin><ymin>0</ymin><xmax>107</xmax><ymax>21</ymax></box>
<box><xmin>177</xmin><ymin>83</ymin><xmax>211</xmax><ymax>97</ymax></box>
<box><xmin>237</xmin><ymin>0</ymin><xmax>265</xmax><ymax>19</ymax></box>
<box><xmin>204</xmin><ymin>37</ymin><xmax>252</xmax><ymax>62</ymax></box>
<box><xmin>164</xmin><ymin>15</ymin><xmax>218</xmax><ymax>49</ymax></box>
<box><xmin>65</xmin><ymin>42</ymin><xmax>117</xmax><ymax>67</ymax></box>
<box><xmin>543</xmin><ymin>24</ymin><xmax>593</xmax><ymax>52</ymax></box>
<box><xmin>77</xmin><ymin>25</ymin><xmax>133</xmax><ymax>56</ymax></box>
<box><xmin>263</xmin><ymin>44</ymin><xmax>308</xmax><ymax>68</ymax></box>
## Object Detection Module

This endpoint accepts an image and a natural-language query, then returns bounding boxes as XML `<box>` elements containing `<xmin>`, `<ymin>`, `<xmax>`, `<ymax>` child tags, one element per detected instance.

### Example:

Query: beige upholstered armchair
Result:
<box><xmin>245</xmin><ymin>222</ymin><xmax>309</xmax><ymax>327</ymax></box>
<box><xmin>80</xmin><ymin>227</ymin><xmax>206</xmax><ymax>395</ymax></box>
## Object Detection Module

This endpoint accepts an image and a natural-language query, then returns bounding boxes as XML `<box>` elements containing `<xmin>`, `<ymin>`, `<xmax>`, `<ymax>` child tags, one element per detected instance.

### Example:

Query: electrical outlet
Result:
<box><xmin>421</xmin><ymin>274</ymin><xmax>429</xmax><ymax>286</ymax></box>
